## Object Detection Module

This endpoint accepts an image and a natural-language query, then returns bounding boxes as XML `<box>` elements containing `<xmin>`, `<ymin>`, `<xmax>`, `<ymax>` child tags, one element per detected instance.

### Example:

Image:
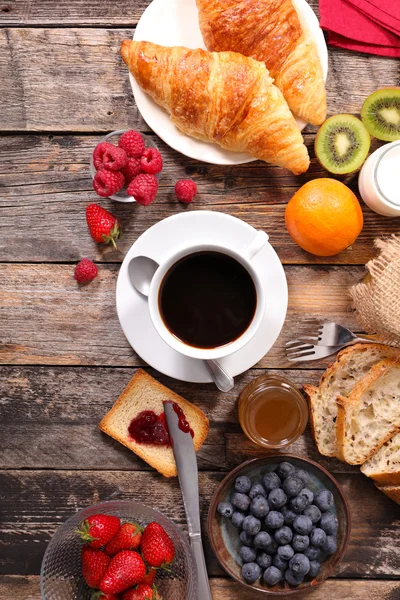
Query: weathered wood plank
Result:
<box><xmin>0</xmin><ymin>28</ymin><xmax>398</xmax><ymax>131</ymax></box>
<box><xmin>0</xmin><ymin>264</ymin><xmax>364</xmax><ymax>367</ymax></box>
<box><xmin>1</xmin><ymin>575</ymin><xmax>399</xmax><ymax>600</ymax></box>
<box><xmin>1</xmin><ymin>134</ymin><xmax>397</xmax><ymax>266</ymax></box>
<box><xmin>1</xmin><ymin>470</ymin><xmax>399</xmax><ymax>577</ymax></box>
<box><xmin>0</xmin><ymin>365</ymin><xmax>361</xmax><ymax>473</ymax></box>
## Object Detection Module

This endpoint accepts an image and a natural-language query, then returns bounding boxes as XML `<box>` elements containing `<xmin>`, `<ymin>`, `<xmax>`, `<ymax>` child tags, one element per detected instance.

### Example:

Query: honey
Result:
<box><xmin>239</xmin><ymin>375</ymin><xmax>308</xmax><ymax>448</ymax></box>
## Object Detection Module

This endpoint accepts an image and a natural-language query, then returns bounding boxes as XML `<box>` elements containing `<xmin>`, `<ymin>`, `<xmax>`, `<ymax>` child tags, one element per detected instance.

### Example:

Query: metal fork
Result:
<box><xmin>286</xmin><ymin>320</ymin><xmax>377</xmax><ymax>362</ymax></box>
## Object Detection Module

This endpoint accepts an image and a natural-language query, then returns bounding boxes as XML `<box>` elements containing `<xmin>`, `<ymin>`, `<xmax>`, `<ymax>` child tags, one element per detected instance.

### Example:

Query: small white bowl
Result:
<box><xmin>90</xmin><ymin>130</ymin><xmax>161</xmax><ymax>203</ymax></box>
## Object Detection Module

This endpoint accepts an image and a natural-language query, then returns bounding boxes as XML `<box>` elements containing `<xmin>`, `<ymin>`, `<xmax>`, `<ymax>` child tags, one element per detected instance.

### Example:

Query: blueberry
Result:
<box><xmin>308</xmin><ymin>560</ymin><xmax>321</xmax><ymax>578</ymax></box>
<box><xmin>304</xmin><ymin>545</ymin><xmax>320</xmax><ymax>560</ymax></box>
<box><xmin>262</xmin><ymin>472</ymin><xmax>281</xmax><ymax>492</ymax></box>
<box><xmin>289</xmin><ymin>553</ymin><xmax>310</xmax><ymax>576</ymax></box>
<box><xmin>282</xmin><ymin>476</ymin><xmax>303</xmax><ymax>498</ymax></box>
<box><xmin>235</xmin><ymin>475</ymin><xmax>252</xmax><ymax>494</ymax></box>
<box><xmin>265</xmin><ymin>510</ymin><xmax>284</xmax><ymax>530</ymax></box>
<box><xmin>254</xmin><ymin>531</ymin><xmax>272</xmax><ymax>550</ymax></box>
<box><xmin>293</xmin><ymin>515</ymin><xmax>313</xmax><ymax>535</ymax></box>
<box><xmin>249</xmin><ymin>482</ymin><xmax>267</xmax><ymax>500</ymax></box>
<box><xmin>231</xmin><ymin>511</ymin><xmax>245</xmax><ymax>529</ymax></box>
<box><xmin>322</xmin><ymin>535</ymin><xmax>337</xmax><ymax>555</ymax></box>
<box><xmin>277</xmin><ymin>544</ymin><xmax>294</xmax><ymax>561</ymax></box>
<box><xmin>243</xmin><ymin>515</ymin><xmax>261</xmax><ymax>536</ymax></box>
<box><xmin>242</xmin><ymin>562</ymin><xmax>261</xmax><ymax>584</ymax></box>
<box><xmin>314</xmin><ymin>489</ymin><xmax>334</xmax><ymax>512</ymax></box>
<box><xmin>299</xmin><ymin>488</ymin><xmax>314</xmax><ymax>506</ymax></box>
<box><xmin>217</xmin><ymin>501</ymin><xmax>233</xmax><ymax>518</ymax></box>
<box><xmin>292</xmin><ymin>534</ymin><xmax>310</xmax><ymax>552</ymax></box>
<box><xmin>232</xmin><ymin>492</ymin><xmax>251</xmax><ymax>512</ymax></box>
<box><xmin>256</xmin><ymin>552</ymin><xmax>272</xmax><ymax>569</ymax></box>
<box><xmin>295</xmin><ymin>469</ymin><xmax>310</xmax><ymax>486</ymax></box>
<box><xmin>289</xmin><ymin>494</ymin><xmax>308</xmax><ymax>513</ymax></box>
<box><xmin>285</xmin><ymin>569</ymin><xmax>304</xmax><ymax>586</ymax></box>
<box><xmin>281</xmin><ymin>506</ymin><xmax>297</xmax><ymax>525</ymax></box>
<box><xmin>250</xmin><ymin>495</ymin><xmax>270</xmax><ymax>519</ymax></box>
<box><xmin>320</xmin><ymin>512</ymin><xmax>338</xmax><ymax>535</ymax></box>
<box><xmin>276</xmin><ymin>462</ymin><xmax>296</xmax><ymax>480</ymax></box>
<box><xmin>303</xmin><ymin>504</ymin><xmax>322</xmax><ymax>524</ymax></box>
<box><xmin>310</xmin><ymin>528</ymin><xmax>327</xmax><ymax>548</ymax></box>
<box><xmin>240</xmin><ymin>545</ymin><xmax>257</xmax><ymax>563</ymax></box>
<box><xmin>268</xmin><ymin>488</ymin><xmax>287</xmax><ymax>509</ymax></box>
<box><xmin>274</xmin><ymin>526</ymin><xmax>293</xmax><ymax>546</ymax></box>
<box><xmin>263</xmin><ymin>565</ymin><xmax>282</xmax><ymax>586</ymax></box>
<box><xmin>240</xmin><ymin>530</ymin><xmax>254</xmax><ymax>546</ymax></box>
<box><xmin>273</xmin><ymin>553</ymin><xmax>288</xmax><ymax>571</ymax></box>
<box><xmin>263</xmin><ymin>538</ymin><xmax>278</xmax><ymax>555</ymax></box>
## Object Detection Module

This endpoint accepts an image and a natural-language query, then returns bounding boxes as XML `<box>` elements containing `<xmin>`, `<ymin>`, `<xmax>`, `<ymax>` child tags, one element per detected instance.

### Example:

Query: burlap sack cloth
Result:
<box><xmin>350</xmin><ymin>235</ymin><xmax>400</xmax><ymax>348</ymax></box>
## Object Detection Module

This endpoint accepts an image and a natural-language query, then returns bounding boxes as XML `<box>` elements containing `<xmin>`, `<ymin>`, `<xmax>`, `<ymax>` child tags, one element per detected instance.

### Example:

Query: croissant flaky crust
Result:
<box><xmin>121</xmin><ymin>40</ymin><xmax>309</xmax><ymax>174</ymax></box>
<box><xmin>196</xmin><ymin>0</ymin><xmax>326</xmax><ymax>126</ymax></box>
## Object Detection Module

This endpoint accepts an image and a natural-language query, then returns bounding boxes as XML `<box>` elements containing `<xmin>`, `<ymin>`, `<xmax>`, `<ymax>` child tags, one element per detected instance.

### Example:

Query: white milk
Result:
<box><xmin>359</xmin><ymin>141</ymin><xmax>400</xmax><ymax>216</ymax></box>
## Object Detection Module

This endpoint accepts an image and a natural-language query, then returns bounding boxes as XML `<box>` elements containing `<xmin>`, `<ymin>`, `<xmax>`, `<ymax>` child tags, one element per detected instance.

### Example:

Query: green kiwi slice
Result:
<box><xmin>315</xmin><ymin>114</ymin><xmax>370</xmax><ymax>174</ymax></box>
<box><xmin>361</xmin><ymin>87</ymin><xmax>400</xmax><ymax>141</ymax></box>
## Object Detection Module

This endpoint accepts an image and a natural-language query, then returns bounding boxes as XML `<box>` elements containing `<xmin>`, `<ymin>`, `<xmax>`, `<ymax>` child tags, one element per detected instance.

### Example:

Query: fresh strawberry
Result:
<box><xmin>86</xmin><ymin>204</ymin><xmax>121</xmax><ymax>249</ymax></box>
<box><xmin>140</xmin><ymin>522</ymin><xmax>175</xmax><ymax>568</ymax></box>
<box><xmin>100</xmin><ymin>551</ymin><xmax>147</xmax><ymax>594</ymax></box>
<box><xmin>78</xmin><ymin>514</ymin><xmax>121</xmax><ymax>549</ymax></box>
<box><xmin>81</xmin><ymin>546</ymin><xmax>110</xmax><ymax>588</ymax></box>
<box><xmin>105</xmin><ymin>523</ymin><xmax>142</xmax><ymax>556</ymax></box>
<box><xmin>140</xmin><ymin>568</ymin><xmax>157</xmax><ymax>586</ymax></box>
<box><xmin>122</xmin><ymin>584</ymin><xmax>160</xmax><ymax>600</ymax></box>
<box><xmin>91</xmin><ymin>591</ymin><xmax>120</xmax><ymax>600</ymax></box>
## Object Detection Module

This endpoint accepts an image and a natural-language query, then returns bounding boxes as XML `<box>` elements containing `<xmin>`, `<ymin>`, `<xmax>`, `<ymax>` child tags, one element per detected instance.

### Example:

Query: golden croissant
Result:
<box><xmin>196</xmin><ymin>0</ymin><xmax>327</xmax><ymax>126</ymax></box>
<box><xmin>121</xmin><ymin>40</ymin><xmax>309</xmax><ymax>174</ymax></box>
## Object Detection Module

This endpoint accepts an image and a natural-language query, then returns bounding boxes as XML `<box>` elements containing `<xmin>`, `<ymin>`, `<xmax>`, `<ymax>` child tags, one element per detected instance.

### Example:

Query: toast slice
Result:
<box><xmin>376</xmin><ymin>484</ymin><xmax>400</xmax><ymax>505</ymax></box>
<box><xmin>99</xmin><ymin>369</ymin><xmax>209</xmax><ymax>477</ymax></box>
<box><xmin>336</xmin><ymin>359</ymin><xmax>400</xmax><ymax>464</ymax></box>
<box><xmin>361</xmin><ymin>431</ymin><xmax>400</xmax><ymax>485</ymax></box>
<box><xmin>303</xmin><ymin>344</ymin><xmax>400</xmax><ymax>457</ymax></box>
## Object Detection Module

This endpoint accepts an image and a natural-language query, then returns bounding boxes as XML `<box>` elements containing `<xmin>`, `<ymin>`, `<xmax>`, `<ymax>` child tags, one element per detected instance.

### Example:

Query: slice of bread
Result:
<box><xmin>376</xmin><ymin>484</ymin><xmax>400</xmax><ymax>505</ymax></box>
<box><xmin>336</xmin><ymin>359</ymin><xmax>400</xmax><ymax>464</ymax></box>
<box><xmin>361</xmin><ymin>431</ymin><xmax>400</xmax><ymax>485</ymax></box>
<box><xmin>99</xmin><ymin>369</ymin><xmax>209</xmax><ymax>478</ymax></box>
<box><xmin>303</xmin><ymin>344</ymin><xmax>400</xmax><ymax>457</ymax></box>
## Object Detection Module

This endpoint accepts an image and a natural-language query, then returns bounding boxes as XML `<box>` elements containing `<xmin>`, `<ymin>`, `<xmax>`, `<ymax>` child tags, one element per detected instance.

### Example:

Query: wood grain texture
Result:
<box><xmin>1</xmin><ymin>134</ymin><xmax>397</xmax><ymax>266</ymax></box>
<box><xmin>0</xmin><ymin>263</ymin><xmax>365</xmax><ymax>367</ymax></box>
<box><xmin>1</xmin><ymin>470</ymin><xmax>399</xmax><ymax>577</ymax></box>
<box><xmin>0</xmin><ymin>28</ymin><xmax>398</xmax><ymax>132</ymax></box>
<box><xmin>1</xmin><ymin>576</ymin><xmax>399</xmax><ymax>600</ymax></box>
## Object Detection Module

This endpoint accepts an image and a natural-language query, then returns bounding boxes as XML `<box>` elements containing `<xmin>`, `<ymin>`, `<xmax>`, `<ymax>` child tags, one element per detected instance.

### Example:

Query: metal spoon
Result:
<box><xmin>128</xmin><ymin>255</ymin><xmax>234</xmax><ymax>392</ymax></box>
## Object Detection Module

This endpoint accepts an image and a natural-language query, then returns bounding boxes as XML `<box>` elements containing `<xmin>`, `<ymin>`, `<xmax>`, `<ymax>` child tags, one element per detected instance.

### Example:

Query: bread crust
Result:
<box><xmin>99</xmin><ymin>369</ymin><xmax>209</xmax><ymax>478</ymax></box>
<box><xmin>376</xmin><ymin>484</ymin><xmax>400</xmax><ymax>504</ymax></box>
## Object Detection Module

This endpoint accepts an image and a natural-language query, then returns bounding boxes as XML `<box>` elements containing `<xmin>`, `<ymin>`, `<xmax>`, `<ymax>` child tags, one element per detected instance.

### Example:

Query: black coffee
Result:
<box><xmin>159</xmin><ymin>251</ymin><xmax>257</xmax><ymax>349</ymax></box>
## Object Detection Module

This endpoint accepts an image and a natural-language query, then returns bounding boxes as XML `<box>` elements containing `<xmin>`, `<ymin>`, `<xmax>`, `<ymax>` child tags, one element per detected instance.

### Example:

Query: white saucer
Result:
<box><xmin>116</xmin><ymin>211</ymin><xmax>288</xmax><ymax>383</ymax></box>
<box><xmin>131</xmin><ymin>0</ymin><xmax>328</xmax><ymax>165</ymax></box>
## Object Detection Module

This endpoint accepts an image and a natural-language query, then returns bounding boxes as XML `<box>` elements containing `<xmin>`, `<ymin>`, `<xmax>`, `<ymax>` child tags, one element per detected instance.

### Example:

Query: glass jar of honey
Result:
<box><xmin>238</xmin><ymin>374</ymin><xmax>308</xmax><ymax>449</ymax></box>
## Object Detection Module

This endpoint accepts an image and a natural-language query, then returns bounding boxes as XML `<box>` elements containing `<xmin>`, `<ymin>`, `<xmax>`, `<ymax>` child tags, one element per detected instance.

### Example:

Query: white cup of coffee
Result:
<box><xmin>147</xmin><ymin>231</ymin><xmax>268</xmax><ymax>360</ymax></box>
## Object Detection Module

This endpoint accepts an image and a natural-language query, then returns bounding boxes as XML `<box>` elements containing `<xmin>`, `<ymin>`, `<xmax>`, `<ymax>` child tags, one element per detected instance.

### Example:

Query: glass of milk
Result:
<box><xmin>358</xmin><ymin>141</ymin><xmax>400</xmax><ymax>217</ymax></box>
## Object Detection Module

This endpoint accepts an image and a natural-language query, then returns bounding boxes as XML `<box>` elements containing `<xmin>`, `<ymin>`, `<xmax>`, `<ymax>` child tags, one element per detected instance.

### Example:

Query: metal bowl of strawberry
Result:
<box><xmin>90</xmin><ymin>130</ymin><xmax>163</xmax><ymax>204</ymax></box>
<box><xmin>40</xmin><ymin>500</ymin><xmax>197</xmax><ymax>599</ymax></box>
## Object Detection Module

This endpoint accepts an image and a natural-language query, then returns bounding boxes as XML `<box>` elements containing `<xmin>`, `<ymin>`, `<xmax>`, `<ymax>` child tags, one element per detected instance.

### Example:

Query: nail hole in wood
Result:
<box><xmin>2</xmin><ymin>6</ymin><xmax>10</xmax><ymax>12</ymax></box>
<box><xmin>107</xmin><ymin>111</ymin><xmax>114</xmax><ymax>116</ymax></box>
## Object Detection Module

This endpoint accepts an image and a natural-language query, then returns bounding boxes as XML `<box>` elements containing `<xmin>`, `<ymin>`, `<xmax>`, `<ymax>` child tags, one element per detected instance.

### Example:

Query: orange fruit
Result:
<box><xmin>285</xmin><ymin>179</ymin><xmax>363</xmax><ymax>256</ymax></box>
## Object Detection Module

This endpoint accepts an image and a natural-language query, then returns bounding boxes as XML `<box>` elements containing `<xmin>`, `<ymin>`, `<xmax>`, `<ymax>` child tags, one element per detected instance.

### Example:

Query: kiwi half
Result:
<box><xmin>361</xmin><ymin>87</ymin><xmax>400</xmax><ymax>142</ymax></box>
<box><xmin>315</xmin><ymin>114</ymin><xmax>370</xmax><ymax>175</ymax></box>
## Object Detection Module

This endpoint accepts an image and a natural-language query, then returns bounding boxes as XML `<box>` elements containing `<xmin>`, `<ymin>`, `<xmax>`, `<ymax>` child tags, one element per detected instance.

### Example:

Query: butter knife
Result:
<box><xmin>164</xmin><ymin>402</ymin><xmax>213</xmax><ymax>600</ymax></box>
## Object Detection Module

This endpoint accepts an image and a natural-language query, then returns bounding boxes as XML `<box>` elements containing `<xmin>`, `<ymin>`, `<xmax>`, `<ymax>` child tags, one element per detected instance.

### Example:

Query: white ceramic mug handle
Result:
<box><xmin>242</xmin><ymin>230</ymin><xmax>269</xmax><ymax>261</ymax></box>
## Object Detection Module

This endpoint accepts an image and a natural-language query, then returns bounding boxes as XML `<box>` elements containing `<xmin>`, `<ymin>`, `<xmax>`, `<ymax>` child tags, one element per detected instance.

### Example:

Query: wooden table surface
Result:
<box><xmin>1</xmin><ymin>1</ymin><xmax>399</xmax><ymax>598</ymax></box>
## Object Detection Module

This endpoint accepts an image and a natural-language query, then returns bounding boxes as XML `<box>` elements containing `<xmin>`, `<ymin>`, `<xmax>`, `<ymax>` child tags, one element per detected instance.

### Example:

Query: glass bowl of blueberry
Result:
<box><xmin>208</xmin><ymin>456</ymin><xmax>351</xmax><ymax>595</ymax></box>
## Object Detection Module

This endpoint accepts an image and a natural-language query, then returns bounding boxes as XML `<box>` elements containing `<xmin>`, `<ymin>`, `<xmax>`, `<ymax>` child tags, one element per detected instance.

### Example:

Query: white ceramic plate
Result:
<box><xmin>116</xmin><ymin>211</ymin><xmax>288</xmax><ymax>383</ymax></box>
<box><xmin>130</xmin><ymin>0</ymin><xmax>328</xmax><ymax>165</ymax></box>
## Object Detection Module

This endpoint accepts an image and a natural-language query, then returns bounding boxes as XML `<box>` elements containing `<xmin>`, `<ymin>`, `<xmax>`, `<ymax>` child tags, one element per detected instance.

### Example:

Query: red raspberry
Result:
<box><xmin>93</xmin><ymin>142</ymin><xmax>127</xmax><ymax>171</ymax></box>
<box><xmin>118</xmin><ymin>130</ymin><xmax>145</xmax><ymax>158</ymax></box>
<box><xmin>140</xmin><ymin>147</ymin><xmax>163</xmax><ymax>175</ymax></box>
<box><xmin>121</xmin><ymin>156</ymin><xmax>142</xmax><ymax>184</ymax></box>
<box><xmin>175</xmin><ymin>179</ymin><xmax>197</xmax><ymax>203</ymax></box>
<box><xmin>93</xmin><ymin>169</ymin><xmax>125</xmax><ymax>197</ymax></box>
<box><xmin>127</xmin><ymin>174</ymin><xmax>158</xmax><ymax>206</ymax></box>
<box><xmin>74</xmin><ymin>259</ymin><xmax>98</xmax><ymax>283</ymax></box>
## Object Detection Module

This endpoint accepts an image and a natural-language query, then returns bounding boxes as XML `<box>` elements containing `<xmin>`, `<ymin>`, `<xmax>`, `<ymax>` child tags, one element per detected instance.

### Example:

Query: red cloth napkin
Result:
<box><xmin>319</xmin><ymin>0</ymin><xmax>400</xmax><ymax>57</ymax></box>
<box><xmin>345</xmin><ymin>0</ymin><xmax>400</xmax><ymax>36</ymax></box>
